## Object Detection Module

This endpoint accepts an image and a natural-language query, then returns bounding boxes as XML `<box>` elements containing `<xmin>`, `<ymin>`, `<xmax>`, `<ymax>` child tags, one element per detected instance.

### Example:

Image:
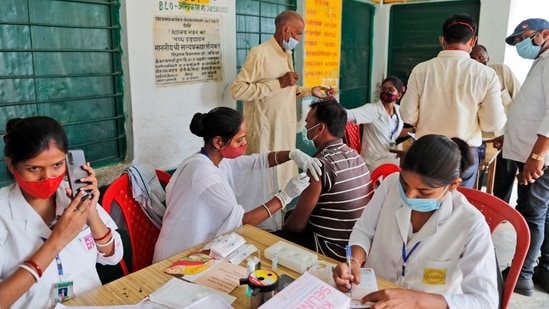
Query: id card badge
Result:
<box><xmin>50</xmin><ymin>281</ymin><xmax>73</xmax><ymax>305</ymax></box>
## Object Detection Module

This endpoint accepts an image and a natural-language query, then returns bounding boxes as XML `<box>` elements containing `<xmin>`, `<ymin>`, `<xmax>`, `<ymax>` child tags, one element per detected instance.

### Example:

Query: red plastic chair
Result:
<box><xmin>343</xmin><ymin>122</ymin><xmax>362</xmax><ymax>154</ymax></box>
<box><xmin>370</xmin><ymin>163</ymin><xmax>401</xmax><ymax>188</ymax></box>
<box><xmin>457</xmin><ymin>187</ymin><xmax>530</xmax><ymax>309</ymax></box>
<box><xmin>102</xmin><ymin>169</ymin><xmax>171</xmax><ymax>275</ymax></box>
<box><xmin>156</xmin><ymin>170</ymin><xmax>171</xmax><ymax>188</ymax></box>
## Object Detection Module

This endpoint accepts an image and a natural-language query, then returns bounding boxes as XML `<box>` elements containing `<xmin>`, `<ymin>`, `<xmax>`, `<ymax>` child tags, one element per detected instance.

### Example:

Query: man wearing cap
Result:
<box><xmin>503</xmin><ymin>18</ymin><xmax>549</xmax><ymax>296</ymax></box>
<box><xmin>400</xmin><ymin>14</ymin><xmax>506</xmax><ymax>188</ymax></box>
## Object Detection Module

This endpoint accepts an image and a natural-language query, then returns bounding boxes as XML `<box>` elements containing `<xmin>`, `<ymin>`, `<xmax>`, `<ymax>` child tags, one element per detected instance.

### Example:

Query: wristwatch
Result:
<box><xmin>531</xmin><ymin>152</ymin><xmax>544</xmax><ymax>161</ymax></box>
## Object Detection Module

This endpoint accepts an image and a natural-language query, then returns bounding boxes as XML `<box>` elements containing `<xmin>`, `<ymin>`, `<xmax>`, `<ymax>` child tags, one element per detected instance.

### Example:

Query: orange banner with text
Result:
<box><xmin>303</xmin><ymin>0</ymin><xmax>342</xmax><ymax>90</ymax></box>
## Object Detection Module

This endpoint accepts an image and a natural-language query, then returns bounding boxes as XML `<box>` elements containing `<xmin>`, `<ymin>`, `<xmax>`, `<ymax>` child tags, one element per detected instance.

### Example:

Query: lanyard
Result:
<box><xmin>401</xmin><ymin>241</ymin><xmax>421</xmax><ymax>277</ymax></box>
<box><xmin>390</xmin><ymin>113</ymin><xmax>400</xmax><ymax>141</ymax></box>
<box><xmin>42</xmin><ymin>237</ymin><xmax>64</xmax><ymax>280</ymax></box>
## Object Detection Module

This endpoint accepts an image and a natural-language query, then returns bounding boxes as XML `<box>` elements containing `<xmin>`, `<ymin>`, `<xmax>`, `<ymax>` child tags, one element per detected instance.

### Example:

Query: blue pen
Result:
<box><xmin>346</xmin><ymin>245</ymin><xmax>353</xmax><ymax>298</ymax></box>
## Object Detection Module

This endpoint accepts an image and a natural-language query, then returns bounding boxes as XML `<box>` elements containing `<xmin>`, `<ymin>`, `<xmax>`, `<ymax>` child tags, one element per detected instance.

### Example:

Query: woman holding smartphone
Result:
<box><xmin>0</xmin><ymin>116</ymin><xmax>123</xmax><ymax>309</ymax></box>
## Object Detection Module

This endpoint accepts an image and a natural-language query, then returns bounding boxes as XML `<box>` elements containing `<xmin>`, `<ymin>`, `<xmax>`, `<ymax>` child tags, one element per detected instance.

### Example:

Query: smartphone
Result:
<box><xmin>66</xmin><ymin>149</ymin><xmax>92</xmax><ymax>198</ymax></box>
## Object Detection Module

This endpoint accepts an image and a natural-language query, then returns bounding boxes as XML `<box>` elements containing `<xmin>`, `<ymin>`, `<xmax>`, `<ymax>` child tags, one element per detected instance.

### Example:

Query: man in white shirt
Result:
<box><xmin>470</xmin><ymin>44</ymin><xmax>522</xmax><ymax>203</ymax></box>
<box><xmin>503</xmin><ymin>18</ymin><xmax>549</xmax><ymax>296</ymax></box>
<box><xmin>400</xmin><ymin>14</ymin><xmax>506</xmax><ymax>188</ymax></box>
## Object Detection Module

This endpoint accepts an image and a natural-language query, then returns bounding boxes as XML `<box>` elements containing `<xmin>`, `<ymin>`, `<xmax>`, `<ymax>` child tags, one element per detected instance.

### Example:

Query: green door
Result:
<box><xmin>387</xmin><ymin>0</ymin><xmax>480</xmax><ymax>84</ymax></box>
<box><xmin>339</xmin><ymin>0</ymin><xmax>375</xmax><ymax>109</ymax></box>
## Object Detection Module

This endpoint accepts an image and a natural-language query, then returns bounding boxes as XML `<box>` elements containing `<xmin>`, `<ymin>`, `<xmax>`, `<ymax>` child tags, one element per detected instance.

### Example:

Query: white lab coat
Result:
<box><xmin>0</xmin><ymin>182</ymin><xmax>122</xmax><ymax>309</ymax></box>
<box><xmin>347</xmin><ymin>102</ymin><xmax>404</xmax><ymax>171</ymax></box>
<box><xmin>154</xmin><ymin>152</ymin><xmax>278</xmax><ymax>262</ymax></box>
<box><xmin>350</xmin><ymin>173</ymin><xmax>498</xmax><ymax>309</ymax></box>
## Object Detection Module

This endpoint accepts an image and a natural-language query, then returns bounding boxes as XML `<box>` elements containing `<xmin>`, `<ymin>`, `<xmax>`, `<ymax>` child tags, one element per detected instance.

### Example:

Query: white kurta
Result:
<box><xmin>349</xmin><ymin>173</ymin><xmax>498</xmax><ymax>309</ymax></box>
<box><xmin>0</xmin><ymin>182</ymin><xmax>122</xmax><ymax>309</ymax></box>
<box><xmin>154</xmin><ymin>152</ymin><xmax>277</xmax><ymax>262</ymax></box>
<box><xmin>231</xmin><ymin>37</ymin><xmax>311</xmax><ymax>189</ymax></box>
<box><xmin>347</xmin><ymin>102</ymin><xmax>404</xmax><ymax>171</ymax></box>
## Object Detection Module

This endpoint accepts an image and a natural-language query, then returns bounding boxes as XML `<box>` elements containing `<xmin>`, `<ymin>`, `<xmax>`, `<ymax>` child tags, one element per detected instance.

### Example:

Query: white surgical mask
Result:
<box><xmin>283</xmin><ymin>36</ymin><xmax>299</xmax><ymax>50</ymax></box>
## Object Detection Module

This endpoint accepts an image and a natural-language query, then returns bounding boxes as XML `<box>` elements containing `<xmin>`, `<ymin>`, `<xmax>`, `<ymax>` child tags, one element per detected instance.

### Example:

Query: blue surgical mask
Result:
<box><xmin>397</xmin><ymin>180</ymin><xmax>448</xmax><ymax>212</ymax></box>
<box><xmin>516</xmin><ymin>35</ymin><xmax>543</xmax><ymax>60</ymax></box>
<box><xmin>300</xmin><ymin>123</ymin><xmax>321</xmax><ymax>149</ymax></box>
<box><xmin>283</xmin><ymin>36</ymin><xmax>299</xmax><ymax>50</ymax></box>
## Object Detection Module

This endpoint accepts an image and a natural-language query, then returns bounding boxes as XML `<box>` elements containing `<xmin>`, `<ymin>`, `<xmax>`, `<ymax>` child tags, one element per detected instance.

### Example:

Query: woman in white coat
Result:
<box><xmin>0</xmin><ymin>116</ymin><xmax>123</xmax><ymax>309</ymax></box>
<box><xmin>153</xmin><ymin>107</ymin><xmax>321</xmax><ymax>262</ymax></box>
<box><xmin>333</xmin><ymin>134</ymin><xmax>498</xmax><ymax>309</ymax></box>
<box><xmin>346</xmin><ymin>76</ymin><xmax>414</xmax><ymax>171</ymax></box>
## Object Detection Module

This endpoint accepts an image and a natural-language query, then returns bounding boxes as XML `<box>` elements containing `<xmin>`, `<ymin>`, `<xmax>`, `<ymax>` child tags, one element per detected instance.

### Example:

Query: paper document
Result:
<box><xmin>148</xmin><ymin>278</ymin><xmax>235</xmax><ymax>308</ymax></box>
<box><xmin>307</xmin><ymin>260</ymin><xmax>337</xmax><ymax>285</ymax></box>
<box><xmin>259</xmin><ymin>272</ymin><xmax>350</xmax><ymax>309</ymax></box>
<box><xmin>165</xmin><ymin>252</ymin><xmax>246</xmax><ymax>294</ymax></box>
<box><xmin>350</xmin><ymin>268</ymin><xmax>378</xmax><ymax>308</ymax></box>
<box><xmin>194</xmin><ymin>261</ymin><xmax>247</xmax><ymax>293</ymax></box>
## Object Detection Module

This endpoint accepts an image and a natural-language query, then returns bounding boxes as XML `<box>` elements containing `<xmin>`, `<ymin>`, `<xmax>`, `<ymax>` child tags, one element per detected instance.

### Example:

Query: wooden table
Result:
<box><xmin>64</xmin><ymin>225</ymin><xmax>400</xmax><ymax>307</ymax></box>
<box><xmin>476</xmin><ymin>141</ymin><xmax>500</xmax><ymax>194</ymax></box>
<box><xmin>389</xmin><ymin>138</ymin><xmax>500</xmax><ymax>194</ymax></box>
<box><xmin>389</xmin><ymin>138</ymin><xmax>413</xmax><ymax>158</ymax></box>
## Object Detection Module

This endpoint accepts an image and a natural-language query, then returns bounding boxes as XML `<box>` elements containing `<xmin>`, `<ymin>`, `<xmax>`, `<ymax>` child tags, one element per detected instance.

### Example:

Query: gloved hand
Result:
<box><xmin>274</xmin><ymin>173</ymin><xmax>310</xmax><ymax>207</ymax></box>
<box><xmin>289</xmin><ymin>149</ymin><xmax>322</xmax><ymax>181</ymax></box>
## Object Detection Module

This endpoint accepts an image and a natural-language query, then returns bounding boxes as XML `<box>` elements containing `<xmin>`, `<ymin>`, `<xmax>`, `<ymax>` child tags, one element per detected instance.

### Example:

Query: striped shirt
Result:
<box><xmin>309</xmin><ymin>139</ymin><xmax>373</xmax><ymax>261</ymax></box>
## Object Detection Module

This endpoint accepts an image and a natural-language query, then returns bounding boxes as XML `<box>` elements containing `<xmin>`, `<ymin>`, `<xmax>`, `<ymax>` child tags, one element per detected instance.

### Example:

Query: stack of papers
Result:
<box><xmin>148</xmin><ymin>278</ymin><xmax>234</xmax><ymax>308</ymax></box>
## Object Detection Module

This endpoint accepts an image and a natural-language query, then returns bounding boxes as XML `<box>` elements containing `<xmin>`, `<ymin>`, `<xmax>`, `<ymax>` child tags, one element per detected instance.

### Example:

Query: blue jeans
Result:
<box><xmin>514</xmin><ymin>162</ymin><xmax>549</xmax><ymax>278</ymax></box>
<box><xmin>460</xmin><ymin>147</ymin><xmax>479</xmax><ymax>188</ymax></box>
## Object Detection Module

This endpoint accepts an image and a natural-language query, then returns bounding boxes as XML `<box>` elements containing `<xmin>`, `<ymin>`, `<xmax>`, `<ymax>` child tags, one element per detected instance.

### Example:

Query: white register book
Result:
<box><xmin>259</xmin><ymin>272</ymin><xmax>350</xmax><ymax>309</ymax></box>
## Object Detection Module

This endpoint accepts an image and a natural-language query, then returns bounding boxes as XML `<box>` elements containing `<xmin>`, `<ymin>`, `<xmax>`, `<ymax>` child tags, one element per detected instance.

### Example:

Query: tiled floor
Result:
<box><xmin>491</xmin><ymin>184</ymin><xmax>549</xmax><ymax>308</ymax></box>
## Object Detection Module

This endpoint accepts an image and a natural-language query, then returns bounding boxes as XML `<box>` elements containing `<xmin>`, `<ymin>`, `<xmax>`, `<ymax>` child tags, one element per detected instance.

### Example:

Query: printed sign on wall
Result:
<box><xmin>153</xmin><ymin>14</ymin><xmax>223</xmax><ymax>85</ymax></box>
<box><xmin>303</xmin><ymin>0</ymin><xmax>342</xmax><ymax>91</ymax></box>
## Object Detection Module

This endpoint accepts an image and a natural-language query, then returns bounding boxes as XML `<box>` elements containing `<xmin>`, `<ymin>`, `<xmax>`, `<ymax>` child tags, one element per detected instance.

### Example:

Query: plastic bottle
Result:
<box><xmin>272</xmin><ymin>253</ymin><xmax>278</xmax><ymax>270</ymax></box>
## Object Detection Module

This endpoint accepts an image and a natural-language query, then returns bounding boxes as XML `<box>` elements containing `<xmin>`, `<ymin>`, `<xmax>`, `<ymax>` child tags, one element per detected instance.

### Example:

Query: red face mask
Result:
<box><xmin>13</xmin><ymin>170</ymin><xmax>64</xmax><ymax>199</ymax></box>
<box><xmin>220</xmin><ymin>144</ymin><xmax>248</xmax><ymax>159</ymax></box>
<box><xmin>380</xmin><ymin>91</ymin><xmax>398</xmax><ymax>104</ymax></box>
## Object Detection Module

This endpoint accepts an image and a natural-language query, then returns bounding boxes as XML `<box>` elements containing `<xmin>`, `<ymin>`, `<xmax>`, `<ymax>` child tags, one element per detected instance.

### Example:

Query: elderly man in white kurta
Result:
<box><xmin>231</xmin><ymin>10</ymin><xmax>331</xmax><ymax>191</ymax></box>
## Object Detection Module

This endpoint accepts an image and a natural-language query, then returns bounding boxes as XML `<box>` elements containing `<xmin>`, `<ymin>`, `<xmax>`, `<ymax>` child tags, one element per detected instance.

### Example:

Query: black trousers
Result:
<box><xmin>492</xmin><ymin>152</ymin><xmax>518</xmax><ymax>203</ymax></box>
